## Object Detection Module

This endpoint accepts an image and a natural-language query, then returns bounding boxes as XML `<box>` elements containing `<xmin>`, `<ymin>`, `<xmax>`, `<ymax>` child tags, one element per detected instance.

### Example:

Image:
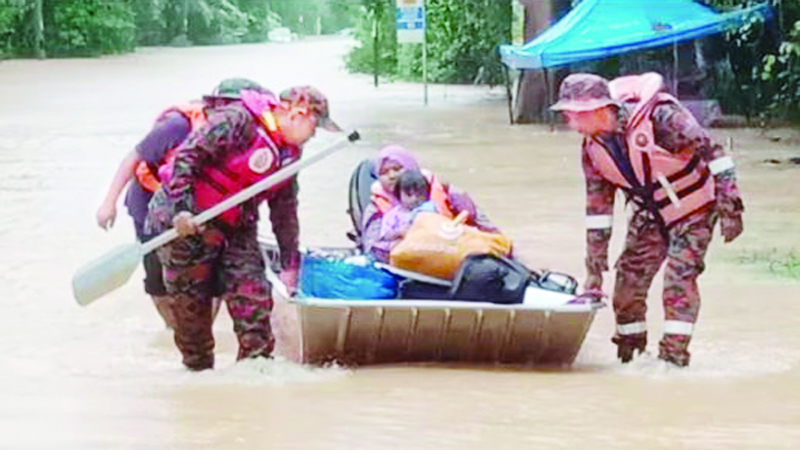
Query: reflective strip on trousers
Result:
<box><xmin>709</xmin><ymin>156</ymin><xmax>735</xmax><ymax>175</ymax></box>
<box><xmin>617</xmin><ymin>321</ymin><xmax>647</xmax><ymax>335</ymax></box>
<box><xmin>587</xmin><ymin>214</ymin><xmax>613</xmax><ymax>230</ymax></box>
<box><xmin>663</xmin><ymin>320</ymin><xmax>694</xmax><ymax>336</ymax></box>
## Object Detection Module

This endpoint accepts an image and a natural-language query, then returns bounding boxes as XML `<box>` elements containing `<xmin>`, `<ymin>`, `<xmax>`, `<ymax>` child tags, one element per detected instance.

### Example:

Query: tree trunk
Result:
<box><xmin>180</xmin><ymin>0</ymin><xmax>189</xmax><ymax>36</ymax></box>
<box><xmin>373</xmin><ymin>10</ymin><xmax>379</xmax><ymax>87</ymax></box>
<box><xmin>32</xmin><ymin>0</ymin><xmax>45</xmax><ymax>59</ymax></box>
<box><xmin>513</xmin><ymin>0</ymin><xmax>571</xmax><ymax>124</ymax></box>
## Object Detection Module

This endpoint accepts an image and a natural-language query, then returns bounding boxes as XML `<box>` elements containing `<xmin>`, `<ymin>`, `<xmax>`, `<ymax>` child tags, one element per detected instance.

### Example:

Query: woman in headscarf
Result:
<box><xmin>361</xmin><ymin>145</ymin><xmax>498</xmax><ymax>262</ymax></box>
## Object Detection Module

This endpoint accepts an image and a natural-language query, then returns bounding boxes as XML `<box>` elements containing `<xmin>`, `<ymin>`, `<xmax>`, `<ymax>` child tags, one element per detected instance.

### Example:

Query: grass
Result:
<box><xmin>735</xmin><ymin>248</ymin><xmax>800</xmax><ymax>279</ymax></box>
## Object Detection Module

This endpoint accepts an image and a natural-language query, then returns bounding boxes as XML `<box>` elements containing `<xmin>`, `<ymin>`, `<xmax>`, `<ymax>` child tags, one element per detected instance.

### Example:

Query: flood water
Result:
<box><xmin>1</xmin><ymin>36</ymin><xmax>799</xmax><ymax>449</ymax></box>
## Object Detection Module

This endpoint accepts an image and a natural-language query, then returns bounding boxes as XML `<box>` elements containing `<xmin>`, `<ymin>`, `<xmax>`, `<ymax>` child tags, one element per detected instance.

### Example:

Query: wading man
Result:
<box><xmin>551</xmin><ymin>72</ymin><xmax>744</xmax><ymax>367</ymax></box>
<box><xmin>96</xmin><ymin>78</ymin><xmax>268</xmax><ymax>328</ymax></box>
<box><xmin>146</xmin><ymin>86</ymin><xmax>341</xmax><ymax>370</ymax></box>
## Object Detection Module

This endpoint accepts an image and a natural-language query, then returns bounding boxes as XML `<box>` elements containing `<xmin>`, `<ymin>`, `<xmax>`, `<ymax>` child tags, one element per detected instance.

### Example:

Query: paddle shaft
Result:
<box><xmin>141</xmin><ymin>131</ymin><xmax>360</xmax><ymax>255</ymax></box>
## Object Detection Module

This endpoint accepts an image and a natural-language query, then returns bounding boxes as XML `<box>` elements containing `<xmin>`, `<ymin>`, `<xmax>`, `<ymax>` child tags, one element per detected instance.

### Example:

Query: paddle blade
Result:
<box><xmin>72</xmin><ymin>243</ymin><xmax>143</xmax><ymax>306</ymax></box>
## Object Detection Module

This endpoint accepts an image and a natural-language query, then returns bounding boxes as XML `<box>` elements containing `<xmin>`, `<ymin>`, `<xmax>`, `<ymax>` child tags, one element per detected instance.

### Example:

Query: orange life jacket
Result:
<box><xmin>584</xmin><ymin>74</ymin><xmax>715</xmax><ymax>229</ymax></box>
<box><xmin>370</xmin><ymin>169</ymin><xmax>454</xmax><ymax>219</ymax></box>
<box><xmin>134</xmin><ymin>103</ymin><xmax>208</xmax><ymax>193</ymax></box>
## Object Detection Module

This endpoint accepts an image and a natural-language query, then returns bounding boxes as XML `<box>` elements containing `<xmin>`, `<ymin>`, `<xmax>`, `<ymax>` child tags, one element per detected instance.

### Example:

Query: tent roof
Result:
<box><xmin>500</xmin><ymin>0</ymin><xmax>771</xmax><ymax>70</ymax></box>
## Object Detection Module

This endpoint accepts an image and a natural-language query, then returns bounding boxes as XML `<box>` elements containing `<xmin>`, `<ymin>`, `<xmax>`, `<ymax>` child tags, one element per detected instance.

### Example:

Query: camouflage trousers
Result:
<box><xmin>612</xmin><ymin>206</ymin><xmax>717</xmax><ymax>366</ymax></box>
<box><xmin>156</xmin><ymin>222</ymin><xmax>273</xmax><ymax>371</ymax></box>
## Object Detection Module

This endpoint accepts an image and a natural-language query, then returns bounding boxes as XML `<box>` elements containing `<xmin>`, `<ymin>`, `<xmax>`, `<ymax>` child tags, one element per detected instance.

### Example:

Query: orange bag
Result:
<box><xmin>389</xmin><ymin>211</ymin><xmax>513</xmax><ymax>280</ymax></box>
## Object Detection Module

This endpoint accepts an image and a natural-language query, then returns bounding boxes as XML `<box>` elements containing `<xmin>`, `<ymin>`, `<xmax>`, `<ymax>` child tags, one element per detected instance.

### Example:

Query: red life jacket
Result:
<box><xmin>370</xmin><ymin>169</ymin><xmax>454</xmax><ymax>219</ymax></box>
<box><xmin>195</xmin><ymin>125</ymin><xmax>298</xmax><ymax>226</ymax></box>
<box><xmin>193</xmin><ymin>91</ymin><xmax>299</xmax><ymax>226</ymax></box>
<box><xmin>134</xmin><ymin>103</ymin><xmax>207</xmax><ymax>193</ymax></box>
<box><xmin>584</xmin><ymin>74</ymin><xmax>715</xmax><ymax>229</ymax></box>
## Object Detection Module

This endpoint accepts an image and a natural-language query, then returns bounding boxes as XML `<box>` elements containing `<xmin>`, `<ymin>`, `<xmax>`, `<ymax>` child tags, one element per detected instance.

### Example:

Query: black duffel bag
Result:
<box><xmin>398</xmin><ymin>279</ymin><xmax>452</xmax><ymax>300</ymax></box>
<box><xmin>448</xmin><ymin>254</ymin><xmax>532</xmax><ymax>304</ymax></box>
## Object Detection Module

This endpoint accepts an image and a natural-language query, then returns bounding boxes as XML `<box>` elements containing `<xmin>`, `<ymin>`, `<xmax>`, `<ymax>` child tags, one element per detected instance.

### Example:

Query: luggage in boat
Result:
<box><xmin>389</xmin><ymin>212</ymin><xmax>513</xmax><ymax>280</ymax></box>
<box><xmin>264</xmin><ymin>243</ymin><xmax>602</xmax><ymax>367</ymax></box>
<box><xmin>397</xmin><ymin>254</ymin><xmax>579</xmax><ymax>305</ymax></box>
<box><xmin>258</xmin><ymin>161</ymin><xmax>604</xmax><ymax>367</ymax></box>
<box><xmin>449</xmin><ymin>254</ymin><xmax>530</xmax><ymax>305</ymax></box>
<box><xmin>299</xmin><ymin>255</ymin><xmax>398</xmax><ymax>300</ymax></box>
<box><xmin>398</xmin><ymin>279</ymin><xmax>452</xmax><ymax>300</ymax></box>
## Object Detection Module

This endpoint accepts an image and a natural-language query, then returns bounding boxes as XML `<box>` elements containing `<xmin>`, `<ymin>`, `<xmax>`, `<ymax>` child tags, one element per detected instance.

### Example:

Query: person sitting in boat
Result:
<box><xmin>379</xmin><ymin>169</ymin><xmax>439</xmax><ymax>250</ymax></box>
<box><xmin>362</xmin><ymin>144</ymin><xmax>498</xmax><ymax>262</ymax></box>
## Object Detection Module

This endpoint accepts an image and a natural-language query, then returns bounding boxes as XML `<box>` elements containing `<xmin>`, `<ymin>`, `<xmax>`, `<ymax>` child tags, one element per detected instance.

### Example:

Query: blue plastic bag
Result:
<box><xmin>299</xmin><ymin>256</ymin><xmax>399</xmax><ymax>299</ymax></box>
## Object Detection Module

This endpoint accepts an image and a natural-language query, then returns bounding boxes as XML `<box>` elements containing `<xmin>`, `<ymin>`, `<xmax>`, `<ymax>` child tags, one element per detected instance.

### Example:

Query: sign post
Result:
<box><xmin>396</xmin><ymin>0</ymin><xmax>427</xmax><ymax>105</ymax></box>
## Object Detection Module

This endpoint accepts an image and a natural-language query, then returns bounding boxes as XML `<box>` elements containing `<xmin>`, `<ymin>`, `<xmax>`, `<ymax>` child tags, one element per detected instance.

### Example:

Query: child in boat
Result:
<box><xmin>379</xmin><ymin>169</ymin><xmax>438</xmax><ymax>249</ymax></box>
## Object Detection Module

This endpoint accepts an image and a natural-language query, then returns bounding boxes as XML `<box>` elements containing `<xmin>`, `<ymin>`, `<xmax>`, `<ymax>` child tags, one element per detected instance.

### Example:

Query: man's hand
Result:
<box><xmin>278</xmin><ymin>267</ymin><xmax>298</xmax><ymax>297</ymax></box>
<box><xmin>716</xmin><ymin>193</ymin><xmax>744</xmax><ymax>243</ymax></box>
<box><xmin>172</xmin><ymin>211</ymin><xmax>199</xmax><ymax>237</ymax></box>
<box><xmin>720</xmin><ymin>213</ymin><xmax>744</xmax><ymax>243</ymax></box>
<box><xmin>96</xmin><ymin>201</ymin><xmax>117</xmax><ymax>230</ymax></box>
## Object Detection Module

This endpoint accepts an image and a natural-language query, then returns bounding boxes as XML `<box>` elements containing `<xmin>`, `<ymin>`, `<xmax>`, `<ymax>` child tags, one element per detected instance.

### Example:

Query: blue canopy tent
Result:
<box><xmin>500</xmin><ymin>0</ymin><xmax>772</xmax><ymax>70</ymax></box>
<box><xmin>498</xmin><ymin>0</ymin><xmax>772</xmax><ymax>124</ymax></box>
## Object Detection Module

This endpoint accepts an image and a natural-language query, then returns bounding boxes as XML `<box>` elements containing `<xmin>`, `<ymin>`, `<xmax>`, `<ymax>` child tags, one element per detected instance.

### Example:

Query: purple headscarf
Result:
<box><xmin>372</xmin><ymin>145</ymin><xmax>420</xmax><ymax>177</ymax></box>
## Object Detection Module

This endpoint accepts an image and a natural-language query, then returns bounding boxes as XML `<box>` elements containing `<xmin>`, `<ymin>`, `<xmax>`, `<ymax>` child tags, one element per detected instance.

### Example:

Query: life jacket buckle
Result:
<box><xmin>656</xmin><ymin>173</ymin><xmax>682</xmax><ymax>208</ymax></box>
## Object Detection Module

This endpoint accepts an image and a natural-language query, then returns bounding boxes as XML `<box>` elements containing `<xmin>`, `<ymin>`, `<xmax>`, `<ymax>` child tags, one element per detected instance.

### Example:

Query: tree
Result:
<box><xmin>513</xmin><ymin>0</ymin><xmax>571</xmax><ymax>124</ymax></box>
<box><xmin>31</xmin><ymin>0</ymin><xmax>44</xmax><ymax>58</ymax></box>
<box><xmin>346</xmin><ymin>0</ymin><xmax>513</xmax><ymax>86</ymax></box>
<box><xmin>345</xmin><ymin>0</ymin><xmax>396</xmax><ymax>84</ymax></box>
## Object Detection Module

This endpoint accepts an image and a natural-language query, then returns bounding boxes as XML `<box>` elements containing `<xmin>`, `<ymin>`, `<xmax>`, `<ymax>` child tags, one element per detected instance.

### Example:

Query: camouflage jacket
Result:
<box><xmin>584</xmin><ymin>101</ymin><xmax>744</xmax><ymax>275</ymax></box>
<box><xmin>156</xmin><ymin>102</ymin><xmax>300</xmax><ymax>270</ymax></box>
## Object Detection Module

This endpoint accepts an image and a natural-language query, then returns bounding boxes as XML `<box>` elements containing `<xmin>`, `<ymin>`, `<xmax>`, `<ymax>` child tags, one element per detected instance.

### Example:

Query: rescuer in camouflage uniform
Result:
<box><xmin>551</xmin><ymin>73</ymin><xmax>744</xmax><ymax>367</ymax></box>
<box><xmin>96</xmin><ymin>78</ymin><xmax>266</xmax><ymax>328</ymax></box>
<box><xmin>146</xmin><ymin>86</ymin><xmax>341</xmax><ymax>371</ymax></box>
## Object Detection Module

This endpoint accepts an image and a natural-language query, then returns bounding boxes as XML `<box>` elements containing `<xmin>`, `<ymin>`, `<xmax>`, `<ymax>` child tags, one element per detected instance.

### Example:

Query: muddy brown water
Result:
<box><xmin>1</xmin><ymin>37</ymin><xmax>799</xmax><ymax>449</ymax></box>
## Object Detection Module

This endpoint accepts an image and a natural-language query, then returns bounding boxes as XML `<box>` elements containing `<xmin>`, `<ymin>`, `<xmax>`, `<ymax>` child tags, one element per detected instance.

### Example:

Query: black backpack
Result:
<box><xmin>448</xmin><ymin>254</ymin><xmax>532</xmax><ymax>304</ymax></box>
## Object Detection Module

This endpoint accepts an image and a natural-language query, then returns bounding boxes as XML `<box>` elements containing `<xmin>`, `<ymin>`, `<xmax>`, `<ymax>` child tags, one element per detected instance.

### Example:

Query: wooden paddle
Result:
<box><xmin>72</xmin><ymin>130</ymin><xmax>360</xmax><ymax>306</ymax></box>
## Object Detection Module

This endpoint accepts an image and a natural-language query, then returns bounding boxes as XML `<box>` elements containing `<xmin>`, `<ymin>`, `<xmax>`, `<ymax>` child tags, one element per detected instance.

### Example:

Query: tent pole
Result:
<box><xmin>544</xmin><ymin>68</ymin><xmax>554</xmax><ymax>131</ymax></box>
<box><xmin>673</xmin><ymin>39</ymin><xmax>679</xmax><ymax>98</ymax></box>
<box><xmin>504</xmin><ymin>66</ymin><xmax>514</xmax><ymax>125</ymax></box>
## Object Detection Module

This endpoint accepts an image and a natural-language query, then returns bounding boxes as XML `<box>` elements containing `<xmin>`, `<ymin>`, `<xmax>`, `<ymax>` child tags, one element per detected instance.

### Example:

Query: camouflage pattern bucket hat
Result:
<box><xmin>204</xmin><ymin>78</ymin><xmax>267</xmax><ymax>101</ymax></box>
<box><xmin>550</xmin><ymin>73</ymin><xmax>618</xmax><ymax>112</ymax></box>
<box><xmin>280</xmin><ymin>85</ymin><xmax>342</xmax><ymax>132</ymax></box>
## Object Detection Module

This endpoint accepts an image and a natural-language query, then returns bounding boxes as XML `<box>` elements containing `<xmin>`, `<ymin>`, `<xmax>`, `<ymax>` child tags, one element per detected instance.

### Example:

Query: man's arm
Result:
<box><xmin>267</xmin><ymin>178</ymin><xmax>300</xmax><ymax>271</ymax></box>
<box><xmin>361</xmin><ymin>203</ymin><xmax>383</xmax><ymax>254</ymax></box>
<box><xmin>447</xmin><ymin>184</ymin><xmax>500</xmax><ymax>233</ymax></box>
<box><xmin>652</xmin><ymin>102</ymin><xmax>744</xmax><ymax>241</ymax></box>
<box><xmin>96</xmin><ymin>149</ymin><xmax>140</xmax><ymax>229</ymax></box>
<box><xmin>583</xmin><ymin>146</ymin><xmax>617</xmax><ymax>289</ymax></box>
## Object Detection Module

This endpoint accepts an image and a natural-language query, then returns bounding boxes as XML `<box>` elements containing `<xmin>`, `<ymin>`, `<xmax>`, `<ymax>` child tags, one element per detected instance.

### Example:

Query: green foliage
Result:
<box><xmin>344</xmin><ymin>1</ymin><xmax>397</xmax><ymax>79</ymax></box>
<box><xmin>737</xmin><ymin>248</ymin><xmax>800</xmax><ymax>279</ymax></box>
<box><xmin>758</xmin><ymin>20</ymin><xmax>800</xmax><ymax>122</ymax></box>
<box><xmin>0</xmin><ymin>0</ymin><xmax>360</xmax><ymax>57</ymax></box>
<box><xmin>45</xmin><ymin>0</ymin><xmax>136</xmax><ymax>57</ymax></box>
<box><xmin>326</xmin><ymin>0</ymin><xmax>360</xmax><ymax>33</ymax></box>
<box><xmin>132</xmin><ymin>0</ymin><xmax>166</xmax><ymax>46</ymax></box>
<box><xmin>425</xmin><ymin>0</ymin><xmax>512</xmax><ymax>84</ymax></box>
<box><xmin>692</xmin><ymin>1</ymin><xmax>800</xmax><ymax>123</ymax></box>
<box><xmin>236</xmin><ymin>0</ymin><xmax>281</xmax><ymax>43</ymax></box>
<box><xmin>0</xmin><ymin>0</ymin><xmax>26</xmax><ymax>57</ymax></box>
<box><xmin>270</xmin><ymin>0</ymin><xmax>358</xmax><ymax>35</ymax></box>
<box><xmin>346</xmin><ymin>0</ymin><xmax>513</xmax><ymax>85</ymax></box>
<box><xmin>187</xmin><ymin>0</ymin><xmax>248</xmax><ymax>45</ymax></box>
